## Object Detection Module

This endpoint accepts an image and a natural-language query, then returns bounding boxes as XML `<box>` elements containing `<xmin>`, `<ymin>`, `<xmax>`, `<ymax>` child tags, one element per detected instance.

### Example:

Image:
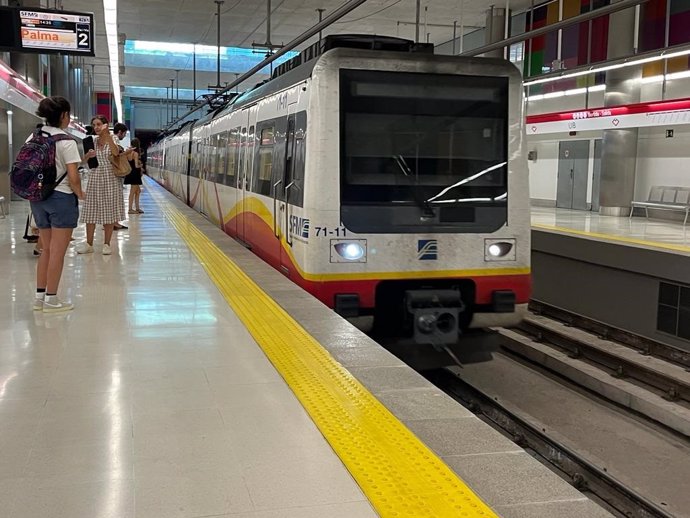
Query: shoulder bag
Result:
<box><xmin>109</xmin><ymin>149</ymin><xmax>131</xmax><ymax>177</ymax></box>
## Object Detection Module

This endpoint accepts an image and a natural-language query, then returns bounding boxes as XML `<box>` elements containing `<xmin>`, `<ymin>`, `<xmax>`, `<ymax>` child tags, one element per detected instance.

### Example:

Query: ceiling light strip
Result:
<box><xmin>524</xmin><ymin>48</ymin><xmax>690</xmax><ymax>87</ymax></box>
<box><xmin>103</xmin><ymin>0</ymin><xmax>122</xmax><ymax>122</ymax></box>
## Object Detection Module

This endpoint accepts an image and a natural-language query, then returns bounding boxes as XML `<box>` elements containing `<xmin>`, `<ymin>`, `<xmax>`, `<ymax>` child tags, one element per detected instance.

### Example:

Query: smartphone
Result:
<box><xmin>83</xmin><ymin>136</ymin><xmax>98</xmax><ymax>169</ymax></box>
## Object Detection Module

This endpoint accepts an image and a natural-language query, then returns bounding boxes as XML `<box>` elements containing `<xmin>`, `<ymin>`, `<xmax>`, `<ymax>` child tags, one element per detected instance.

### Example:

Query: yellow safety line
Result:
<box><xmin>149</xmin><ymin>183</ymin><xmax>497</xmax><ymax>518</ymax></box>
<box><xmin>533</xmin><ymin>223</ymin><xmax>690</xmax><ymax>254</ymax></box>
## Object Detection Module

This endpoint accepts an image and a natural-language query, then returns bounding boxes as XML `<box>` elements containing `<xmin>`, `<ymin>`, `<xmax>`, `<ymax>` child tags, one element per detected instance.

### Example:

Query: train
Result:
<box><xmin>148</xmin><ymin>35</ymin><xmax>531</xmax><ymax>347</ymax></box>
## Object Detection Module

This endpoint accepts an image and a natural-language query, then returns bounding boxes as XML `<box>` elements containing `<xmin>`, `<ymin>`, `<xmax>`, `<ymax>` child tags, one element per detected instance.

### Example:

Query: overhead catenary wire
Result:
<box><xmin>164</xmin><ymin>0</ymin><xmax>371</xmax><ymax>131</ymax></box>
<box><xmin>333</xmin><ymin>0</ymin><xmax>403</xmax><ymax>24</ymax></box>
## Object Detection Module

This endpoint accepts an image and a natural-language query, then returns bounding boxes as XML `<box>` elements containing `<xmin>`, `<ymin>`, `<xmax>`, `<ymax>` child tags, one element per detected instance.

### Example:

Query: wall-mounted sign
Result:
<box><xmin>0</xmin><ymin>6</ymin><xmax>94</xmax><ymax>57</ymax></box>
<box><xmin>527</xmin><ymin>98</ymin><xmax>690</xmax><ymax>135</ymax></box>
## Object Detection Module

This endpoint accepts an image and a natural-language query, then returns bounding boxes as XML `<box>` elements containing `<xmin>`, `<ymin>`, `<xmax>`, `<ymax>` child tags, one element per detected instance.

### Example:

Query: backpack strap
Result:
<box><xmin>49</xmin><ymin>133</ymin><xmax>75</xmax><ymax>189</ymax></box>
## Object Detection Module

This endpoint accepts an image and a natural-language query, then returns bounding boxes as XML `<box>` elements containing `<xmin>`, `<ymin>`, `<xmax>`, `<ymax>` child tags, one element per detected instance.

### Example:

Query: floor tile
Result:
<box><xmin>243</xmin><ymin>456</ymin><xmax>366</xmax><ymax>510</ymax></box>
<box><xmin>443</xmin><ymin>451</ymin><xmax>585</xmax><ymax>507</ymax></box>
<box><xmin>8</xmin><ymin>478</ymin><xmax>135</xmax><ymax>518</ymax></box>
<box><xmin>132</xmin><ymin>406</ymin><xmax>226</xmax><ymax>438</ymax></box>
<box><xmin>214</xmin><ymin>500</ymin><xmax>378</xmax><ymax>518</ymax></box>
<box><xmin>23</xmin><ymin>439</ymin><xmax>134</xmax><ymax>486</ymax></box>
<box><xmin>495</xmin><ymin>499</ymin><xmax>613</xmax><ymax>518</ymax></box>
<box><xmin>134</xmin><ymin>469</ymin><xmax>253</xmax><ymax>518</ymax></box>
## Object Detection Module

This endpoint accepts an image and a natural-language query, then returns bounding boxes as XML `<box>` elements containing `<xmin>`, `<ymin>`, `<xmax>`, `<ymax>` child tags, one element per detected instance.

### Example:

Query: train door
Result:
<box><xmin>199</xmin><ymin>137</ymin><xmax>210</xmax><ymax>217</ymax></box>
<box><xmin>185</xmin><ymin>132</ymin><xmax>193</xmax><ymax>207</ymax></box>
<box><xmin>237</xmin><ymin>109</ymin><xmax>254</xmax><ymax>243</ymax></box>
<box><xmin>557</xmin><ymin>140</ymin><xmax>590</xmax><ymax>210</ymax></box>
<box><xmin>279</xmin><ymin>109</ymin><xmax>297</xmax><ymax>276</ymax></box>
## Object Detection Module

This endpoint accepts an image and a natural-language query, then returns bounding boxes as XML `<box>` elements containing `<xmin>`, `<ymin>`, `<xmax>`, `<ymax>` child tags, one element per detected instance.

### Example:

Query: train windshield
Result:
<box><xmin>340</xmin><ymin>69</ymin><xmax>509</xmax><ymax>233</ymax></box>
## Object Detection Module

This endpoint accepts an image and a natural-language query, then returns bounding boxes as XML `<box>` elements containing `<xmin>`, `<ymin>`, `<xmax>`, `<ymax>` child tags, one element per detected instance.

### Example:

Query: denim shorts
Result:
<box><xmin>30</xmin><ymin>191</ymin><xmax>79</xmax><ymax>229</ymax></box>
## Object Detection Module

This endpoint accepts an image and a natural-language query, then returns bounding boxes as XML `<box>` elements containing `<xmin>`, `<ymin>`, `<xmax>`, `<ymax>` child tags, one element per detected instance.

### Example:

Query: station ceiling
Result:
<box><xmin>61</xmin><ymin>0</ymin><xmax>533</xmax><ymax>95</ymax></box>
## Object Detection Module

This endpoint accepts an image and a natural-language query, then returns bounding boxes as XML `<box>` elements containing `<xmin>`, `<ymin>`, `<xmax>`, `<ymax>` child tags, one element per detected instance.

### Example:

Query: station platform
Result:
<box><xmin>0</xmin><ymin>181</ymin><xmax>609</xmax><ymax>518</ymax></box>
<box><xmin>532</xmin><ymin>206</ymin><xmax>690</xmax><ymax>256</ymax></box>
<box><xmin>531</xmin><ymin>207</ymin><xmax>690</xmax><ymax>351</ymax></box>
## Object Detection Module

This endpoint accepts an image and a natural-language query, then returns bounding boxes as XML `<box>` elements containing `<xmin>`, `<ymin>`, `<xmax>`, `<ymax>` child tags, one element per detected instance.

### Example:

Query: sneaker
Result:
<box><xmin>32</xmin><ymin>298</ymin><xmax>44</xmax><ymax>311</ymax></box>
<box><xmin>102</xmin><ymin>244</ymin><xmax>112</xmax><ymax>255</ymax></box>
<box><xmin>43</xmin><ymin>298</ymin><xmax>74</xmax><ymax>313</ymax></box>
<box><xmin>76</xmin><ymin>242</ymin><xmax>94</xmax><ymax>254</ymax></box>
<box><xmin>137</xmin><ymin>209</ymin><xmax>145</xmax><ymax>214</ymax></box>
<box><xmin>114</xmin><ymin>224</ymin><xmax>128</xmax><ymax>230</ymax></box>
<box><xmin>128</xmin><ymin>209</ymin><xmax>138</xmax><ymax>214</ymax></box>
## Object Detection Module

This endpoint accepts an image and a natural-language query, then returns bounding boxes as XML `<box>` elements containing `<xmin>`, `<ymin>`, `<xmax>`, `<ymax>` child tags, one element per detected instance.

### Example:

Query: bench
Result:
<box><xmin>629</xmin><ymin>186</ymin><xmax>690</xmax><ymax>225</ymax></box>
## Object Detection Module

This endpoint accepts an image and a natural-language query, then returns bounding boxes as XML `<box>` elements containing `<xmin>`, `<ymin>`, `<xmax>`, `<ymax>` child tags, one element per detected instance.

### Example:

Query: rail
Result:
<box><xmin>529</xmin><ymin>300</ymin><xmax>690</xmax><ymax>370</ymax></box>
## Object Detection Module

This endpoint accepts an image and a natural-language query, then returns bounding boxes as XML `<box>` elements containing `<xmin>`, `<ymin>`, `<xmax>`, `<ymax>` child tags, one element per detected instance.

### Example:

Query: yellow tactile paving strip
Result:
<box><xmin>150</xmin><ymin>185</ymin><xmax>497</xmax><ymax>518</ymax></box>
<box><xmin>533</xmin><ymin>223</ymin><xmax>690</xmax><ymax>255</ymax></box>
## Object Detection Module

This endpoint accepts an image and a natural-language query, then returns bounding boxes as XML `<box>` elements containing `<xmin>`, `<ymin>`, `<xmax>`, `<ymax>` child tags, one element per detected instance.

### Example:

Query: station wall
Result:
<box><xmin>527</xmin><ymin>125</ymin><xmax>690</xmax><ymax>207</ymax></box>
<box><xmin>526</xmin><ymin>75</ymin><xmax>690</xmax><ymax>209</ymax></box>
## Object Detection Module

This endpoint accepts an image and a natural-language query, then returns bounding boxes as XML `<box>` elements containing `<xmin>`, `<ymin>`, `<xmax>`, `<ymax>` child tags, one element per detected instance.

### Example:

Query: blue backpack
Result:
<box><xmin>10</xmin><ymin>129</ymin><xmax>73</xmax><ymax>201</ymax></box>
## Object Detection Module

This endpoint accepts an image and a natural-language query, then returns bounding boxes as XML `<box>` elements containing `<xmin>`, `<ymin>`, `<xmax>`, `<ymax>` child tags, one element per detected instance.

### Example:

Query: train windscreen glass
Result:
<box><xmin>340</xmin><ymin>69</ymin><xmax>509</xmax><ymax>234</ymax></box>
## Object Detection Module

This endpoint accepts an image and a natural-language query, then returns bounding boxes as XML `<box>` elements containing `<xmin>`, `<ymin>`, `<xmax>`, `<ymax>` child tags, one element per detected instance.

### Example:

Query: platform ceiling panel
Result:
<box><xmin>60</xmin><ymin>0</ymin><xmax>534</xmax><ymax>93</ymax></box>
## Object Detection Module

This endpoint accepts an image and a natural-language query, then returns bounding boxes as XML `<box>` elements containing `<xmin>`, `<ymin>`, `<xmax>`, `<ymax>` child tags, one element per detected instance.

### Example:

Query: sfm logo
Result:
<box><xmin>289</xmin><ymin>215</ymin><xmax>310</xmax><ymax>239</ymax></box>
<box><xmin>417</xmin><ymin>240</ymin><xmax>438</xmax><ymax>260</ymax></box>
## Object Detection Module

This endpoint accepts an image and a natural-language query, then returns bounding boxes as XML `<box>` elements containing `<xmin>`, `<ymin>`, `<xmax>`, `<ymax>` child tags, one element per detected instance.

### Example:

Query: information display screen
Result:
<box><xmin>19</xmin><ymin>9</ymin><xmax>94</xmax><ymax>54</ymax></box>
<box><xmin>0</xmin><ymin>7</ymin><xmax>95</xmax><ymax>56</ymax></box>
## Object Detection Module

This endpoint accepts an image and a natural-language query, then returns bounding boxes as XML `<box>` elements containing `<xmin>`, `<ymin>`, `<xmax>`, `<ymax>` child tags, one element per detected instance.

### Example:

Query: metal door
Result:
<box><xmin>557</xmin><ymin>140</ymin><xmax>590</xmax><ymax>210</ymax></box>
<box><xmin>591</xmin><ymin>139</ymin><xmax>603</xmax><ymax>212</ymax></box>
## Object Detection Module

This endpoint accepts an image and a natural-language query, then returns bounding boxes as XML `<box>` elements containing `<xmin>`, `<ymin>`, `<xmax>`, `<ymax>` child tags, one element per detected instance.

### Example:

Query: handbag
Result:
<box><xmin>109</xmin><ymin>151</ymin><xmax>131</xmax><ymax>177</ymax></box>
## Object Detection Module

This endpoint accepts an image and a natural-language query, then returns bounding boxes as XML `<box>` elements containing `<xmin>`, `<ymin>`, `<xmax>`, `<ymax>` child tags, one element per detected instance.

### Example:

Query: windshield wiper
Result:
<box><xmin>392</xmin><ymin>155</ymin><xmax>435</xmax><ymax>219</ymax></box>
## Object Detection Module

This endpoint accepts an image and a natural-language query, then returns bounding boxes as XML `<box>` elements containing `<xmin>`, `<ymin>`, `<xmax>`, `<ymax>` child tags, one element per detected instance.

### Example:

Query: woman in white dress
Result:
<box><xmin>76</xmin><ymin>115</ymin><xmax>126</xmax><ymax>255</ymax></box>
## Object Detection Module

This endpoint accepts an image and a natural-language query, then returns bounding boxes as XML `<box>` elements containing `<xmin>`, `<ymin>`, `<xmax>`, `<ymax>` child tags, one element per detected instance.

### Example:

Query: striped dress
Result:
<box><xmin>80</xmin><ymin>137</ymin><xmax>125</xmax><ymax>224</ymax></box>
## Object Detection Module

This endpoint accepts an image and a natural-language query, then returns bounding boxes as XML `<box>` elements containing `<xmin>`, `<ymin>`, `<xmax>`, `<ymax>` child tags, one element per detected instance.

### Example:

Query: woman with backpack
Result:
<box><xmin>75</xmin><ymin>115</ymin><xmax>126</xmax><ymax>255</ymax></box>
<box><xmin>29</xmin><ymin>96</ymin><xmax>86</xmax><ymax>313</ymax></box>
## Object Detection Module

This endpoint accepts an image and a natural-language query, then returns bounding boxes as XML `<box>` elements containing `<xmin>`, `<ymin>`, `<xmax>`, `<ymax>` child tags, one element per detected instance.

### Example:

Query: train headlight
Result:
<box><xmin>331</xmin><ymin>240</ymin><xmax>367</xmax><ymax>263</ymax></box>
<box><xmin>484</xmin><ymin>239</ymin><xmax>516</xmax><ymax>261</ymax></box>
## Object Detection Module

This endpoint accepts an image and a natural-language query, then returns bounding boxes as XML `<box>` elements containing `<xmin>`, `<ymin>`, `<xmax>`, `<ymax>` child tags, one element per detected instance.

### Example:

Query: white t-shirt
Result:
<box><xmin>28</xmin><ymin>126</ymin><xmax>82</xmax><ymax>195</ymax></box>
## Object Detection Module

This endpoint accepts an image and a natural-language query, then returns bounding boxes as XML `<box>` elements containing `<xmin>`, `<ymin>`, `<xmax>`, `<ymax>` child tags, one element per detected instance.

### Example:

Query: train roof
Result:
<box><xmin>152</xmin><ymin>34</ymin><xmax>434</xmax><ymax>143</ymax></box>
<box><xmin>215</xmin><ymin>35</ymin><xmax>433</xmax><ymax>118</ymax></box>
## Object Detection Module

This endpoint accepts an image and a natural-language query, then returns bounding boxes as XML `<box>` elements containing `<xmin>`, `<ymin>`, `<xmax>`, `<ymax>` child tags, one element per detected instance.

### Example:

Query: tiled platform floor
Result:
<box><xmin>0</xmin><ymin>195</ymin><xmax>376</xmax><ymax>518</ymax></box>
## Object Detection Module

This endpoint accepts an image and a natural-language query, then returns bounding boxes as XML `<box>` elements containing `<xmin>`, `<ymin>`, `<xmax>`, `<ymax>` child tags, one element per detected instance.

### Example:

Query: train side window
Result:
<box><xmin>255</xmin><ymin>125</ymin><xmax>275</xmax><ymax>196</ymax></box>
<box><xmin>215</xmin><ymin>133</ymin><xmax>227</xmax><ymax>183</ymax></box>
<box><xmin>191</xmin><ymin>140</ymin><xmax>201</xmax><ymax>178</ymax></box>
<box><xmin>204</xmin><ymin>137</ymin><xmax>212</xmax><ymax>179</ymax></box>
<box><xmin>227</xmin><ymin>127</ymin><xmax>239</xmax><ymax>186</ymax></box>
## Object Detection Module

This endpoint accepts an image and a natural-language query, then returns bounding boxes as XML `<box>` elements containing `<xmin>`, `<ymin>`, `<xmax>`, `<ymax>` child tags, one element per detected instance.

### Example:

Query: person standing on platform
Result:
<box><xmin>112</xmin><ymin>123</ymin><xmax>131</xmax><ymax>230</ymax></box>
<box><xmin>125</xmin><ymin>138</ymin><xmax>144</xmax><ymax>214</ymax></box>
<box><xmin>76</xmin><ymin>115</ymin><xmax>126</xmax><ymax>256</ymax></box>
<box><xmin>28</xmin><ymin>96</ymin><xmax>86</xmax><ymax>312</ymax></box>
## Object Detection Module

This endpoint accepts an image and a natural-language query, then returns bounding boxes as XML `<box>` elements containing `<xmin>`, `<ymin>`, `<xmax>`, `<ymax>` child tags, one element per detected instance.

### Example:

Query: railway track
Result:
<box><xmin>528</xmin><ymin>300</ymin><xmax>690</xmax><ymax>370</ymax></box>
<box><xmin>428</xmin><ymin>367</ymin><xmax>676</xmax><ymax>518</ymax></box>
<box><xmin>415</xmin><ymin>306</ymin><xmax>690</xmax><ymax>518</ymax></box>
<box><xmin>490</xmin><ymin>303</ymin><xmax>690</xmax><ymax>437</ymax></box>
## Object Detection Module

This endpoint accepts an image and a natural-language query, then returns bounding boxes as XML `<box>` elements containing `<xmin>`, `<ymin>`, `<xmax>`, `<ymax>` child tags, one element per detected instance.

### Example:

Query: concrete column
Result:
<box><xmin>484</xmin><ymin>7</ymin><xmax>508</xmax><ymax>58</ymax></box>
<box><xmin>49</xmin><ymin>55</ymin><xmax>69</xmax><ymax>97</ymax></box>
<box><xmin>598</xmin><ymin>1</ymin><xmax>641</xmax><ymax>216</ymax></box>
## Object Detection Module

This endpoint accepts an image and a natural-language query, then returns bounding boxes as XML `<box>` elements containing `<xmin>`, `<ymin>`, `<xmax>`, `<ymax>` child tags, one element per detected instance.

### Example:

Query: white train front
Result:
<box><xmin>149</xmin><ymin>36</ymin><xmax>531</xmax><ymax>346</ymax></box>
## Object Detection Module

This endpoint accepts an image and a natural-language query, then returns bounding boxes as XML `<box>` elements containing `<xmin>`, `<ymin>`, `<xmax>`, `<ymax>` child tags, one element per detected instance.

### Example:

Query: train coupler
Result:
<box><xmin>405</xmin><ymin>289</ymin><xmax>465</xmax><ymax>346</ymax></box>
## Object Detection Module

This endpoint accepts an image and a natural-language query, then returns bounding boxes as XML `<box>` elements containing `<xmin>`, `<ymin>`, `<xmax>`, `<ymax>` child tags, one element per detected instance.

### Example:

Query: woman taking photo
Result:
<box><xmin>76</xmin><ymin>115</ymin><xmax>126</xmax><ymax>255</ymax></box>
<box><xmin>29</xmin><ymin>96</ymin><xmax>85</xmax><ymax>312</ymax></box>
